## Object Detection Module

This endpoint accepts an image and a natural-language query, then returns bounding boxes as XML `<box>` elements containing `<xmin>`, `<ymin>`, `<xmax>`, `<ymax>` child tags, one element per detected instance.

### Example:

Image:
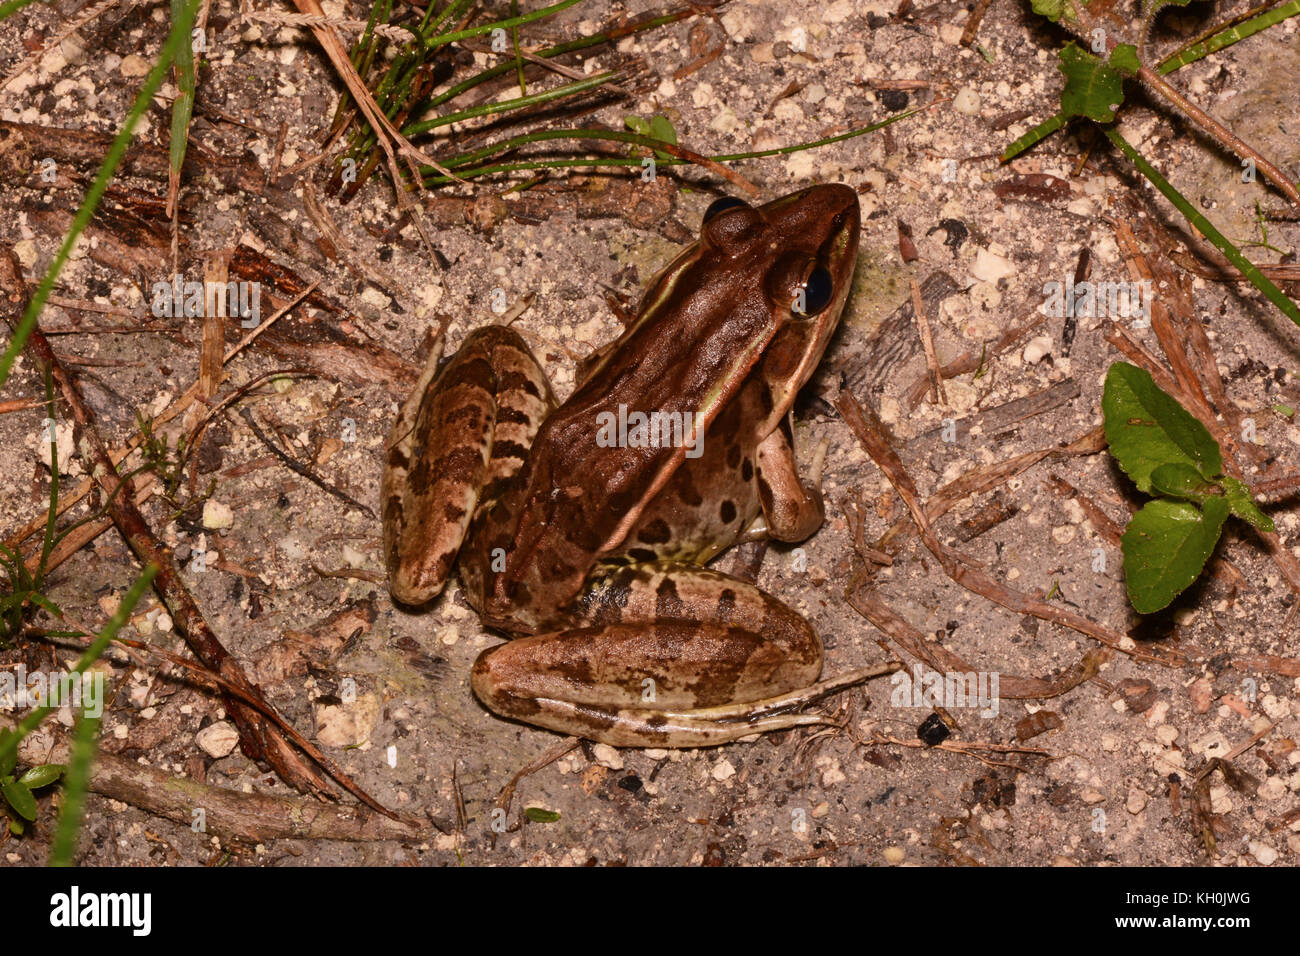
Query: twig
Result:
<box><xmin>0</xmin><ymin>248</ymin><xmax>394</xmax><ymax>816</ymax></box>
<box><xmin>1</xmin><ymin>713</ymin><xmax>420</xmax><ymax>843</ymax></box>
<box><xmin>236</xmin><ymin>406</ymin><xmax>376</xmax><ymax>519</ymax></box>
<box><xmin>911</xmin><ymin>276</ymin><xmax>946</xmax><ymax>406</ymax></box>
<box><xmin>835</xmin><ymin>388</ymin><xmax>1182</xmax><ymax>666</ymax></box>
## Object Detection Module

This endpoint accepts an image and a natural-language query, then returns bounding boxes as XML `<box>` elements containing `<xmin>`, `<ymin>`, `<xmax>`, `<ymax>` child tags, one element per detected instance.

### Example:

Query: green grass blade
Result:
<box><xmin>0</xmin><ymin>564</ymin><xmax>157</xmax><ymax>772</ymax></box>
<box><xmin>1104</xmin><ymin>126</ymin><xmax>1300</xmax><ymax>327</ymax></box>
<box><xmin>0</xmin><ymin>0</ymin><xmax>203</xmax><ymax>391</ymax></box>
<box><xmin>49</xmin><ymin>706</ymin><xmax>100</xmax><ymax>866</ymax></box>
<box><xmin>0</xmin><ymin>0</ymin><xmax>40</xmax><ymax>20</ymax></box>
<box><xmin>168</xmin><ymin>0</ymin><xmax>198</xmax><ymax>184</ymax></box>
<box><xmin>404</xmin><ymin>70</ymin><xmax>617</xmax><ymax>138</ymax></box>
<box><xmin>1001</xmin><ymin>111</ymin><xmax>1068</xmax><ymax>162</ymax></box>
<box><xmin>1157</xmin><ymin>0</ymin><xmax>1300</xmax><ymax>74</ymax></box>
<box><xmin>424</xmin><ymin>0</ymin><xmax>583</xmax><ymax>49</ymax></box>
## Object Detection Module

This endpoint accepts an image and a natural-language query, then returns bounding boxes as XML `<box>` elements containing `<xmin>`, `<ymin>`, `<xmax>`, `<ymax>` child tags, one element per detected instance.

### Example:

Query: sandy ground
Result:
<box><xmin>1</xmin><ymin>0</ymin><xmax>1299</xmax><ymax>866</ymax></box>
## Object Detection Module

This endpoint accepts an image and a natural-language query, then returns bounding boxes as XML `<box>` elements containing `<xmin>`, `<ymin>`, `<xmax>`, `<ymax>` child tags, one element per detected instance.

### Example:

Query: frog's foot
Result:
<box><xmin>473</xmin><ymin>650</ymin><xmax>899</xmax><ymax>748</ymax></box>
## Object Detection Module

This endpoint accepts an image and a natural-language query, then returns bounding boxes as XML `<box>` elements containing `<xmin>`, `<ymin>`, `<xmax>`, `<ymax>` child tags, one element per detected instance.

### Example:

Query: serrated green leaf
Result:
<box><xmin>1149</xmin><ymin>462</ymin><xmax>1220</xmax><ymax>501</ymax></box>
<box><xmin>1221</xmin><ymin>475</ymin><xmax>1275</xmax><ymax>532</ymax></box>
<box><xmin>18</xmin><ymin>763</ymin><xmax>64</xmax><ymax>789</ymax></box>
<box><xmin>1109</xmin><ymin>43</ymin><xmax>1140</xmax><ymax>76</ymax></box>
<box><xmin>1103</xmin><ymin>362</ymin><xmax>1223</xmax><ymax>493</ymax></box>
<box><xmin>1</xmin><ymin>777</ymin><xmax>38</xmax><ymax>821</ymax></box>
<box><xmin>1122</xmin><ymin>496</ymin><xmax>1230</xmax><ymax>614</ymax></box>
<box><xmin>1058</xmin><ymin>43</ymin><xmax>1126</xmax><ymax>122</ymax></box>
<box><xmin>524</xmin><ymin>806</ymin><xmax>560</xmax><ymax>823</ymax></box>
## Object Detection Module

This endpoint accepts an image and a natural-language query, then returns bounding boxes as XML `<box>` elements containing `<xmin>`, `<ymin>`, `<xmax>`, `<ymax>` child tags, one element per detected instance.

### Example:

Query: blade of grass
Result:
<box><xmin>48</xmin><ymin>704</ymin><xmax>100</xmax><ymax>866</ymax></box>
<box><xmin>0</xmin><ymin>0</ymin><xmax>40</xmax><ymax>20</ymax></box>
<box><xmin>424</xmin><ymin>3</ymin><xmax>705</xmax><ymax>111</ymax></box>
<box><xmin>0</xmin><ymin>564</ymin><xmax>158</xmax><ymax>772</ymax></box>
<box><xmin>423</xmin><ymin>105</ymin><xmax>929</xmax><ymax>185</ymax></box>
<box><xmin>167</xmin><ymin>0</ymin><xmax>198</xmax><ymax>219</ymax></box>
<box><xmin>1156</xmin><ymin>0</ymin><xmax>1300</xmax><ymax>74</ymax></box>
<box><xmin>404</xmin><ymin>70</ymin><xmax>619</xmax><ymax>138</ymax></box>
<box><xmin>1104</xmin><ymin>125</ymin><xmax>1300</xmax><ymax>326</ymax></box>
<box><xmin>1001</xmin><ymin>111</ymin><xmax>1068</xmax><ymax>162</ymax></box>
<box><xmin>0</xmin><ymin>0</ymin><xmax>202</xmax><ymax>391</ymax></box>
<box><xmin>422</xmin><ymin>0</ymin><xmax>583</xmax><ymax>51</ymax></box>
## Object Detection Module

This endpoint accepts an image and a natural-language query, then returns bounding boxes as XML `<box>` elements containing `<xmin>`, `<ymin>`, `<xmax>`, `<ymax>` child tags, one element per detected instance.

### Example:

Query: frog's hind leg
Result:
<box><xmin>382</xmin><ymin>326</ymin><xmax>554</xmax><ymax>605</ymax></box>
<box><xmin>470</xmin><ymin>563</ymin><xmax>898</xmax><ymax>747</ymax></box>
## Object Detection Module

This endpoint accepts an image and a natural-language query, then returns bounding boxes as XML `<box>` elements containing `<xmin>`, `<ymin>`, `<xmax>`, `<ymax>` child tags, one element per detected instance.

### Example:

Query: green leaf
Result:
<box><xmin>1031</xmin><ymin>0</ymin><xmax>1072</xmax><ymax>21</ymax></box>
<box><xmin>624</xmin><ymin>114</ymin><xmax>676</xmax><ymax>161</ymax></box>
<box><xmin>8</xmin><ymin>817</ymin><xmax>23</xmax><ymax>836</ymax></box>
<box><xmin>1122</xmin><ymin>497</ymin><xmax>1230</xmax><ymax>614</ymax></box>
<box><xmin>1058</xmin><ymin>43</ymin><xmax>1126</xmax><ymax>123</ymax></box>
<box><xmin>1103</xmin><ymin>362</ymin><xmax>1223</xmax><ymax>493</ymax></box>
<box><xmin>1149</xmin><ymin>462</ymin><xmax>1220</xmax><ymax>502</ymax></box>
<box><xmin>1</xmin><ymin>777</ymin><xmax>38</xmax><ymax>821</ymax></box>
<box><xmin>18</xmin><ymin>763</ymin><xmax>64</xmax><ymax>789</ymax></box>
<box><xmin>524</xmin><ymin>806</ymin><xmax>560</xmax><ymax>823</ymax></box>
<box><xmin>1221</xmin><ymin>476</ymin><xmax>1275</xmax><ymax>532</ymax></box>
<box><xmin>0</xmin><ymin>732</ymin><xmax>15</xmax><ymax>777</ymax></box>
<box><xmin>1109</xmin><ymin>43</ymin><xmax>1140</xmax><ymax>76</ymax></box>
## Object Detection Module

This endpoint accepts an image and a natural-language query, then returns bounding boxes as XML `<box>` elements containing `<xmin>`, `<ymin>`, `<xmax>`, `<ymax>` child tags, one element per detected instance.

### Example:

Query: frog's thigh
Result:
<box><xmin>470</xmin><ymin>564</ymin><xmax>827</xmax><ymax>746</ymax></box>
<box><xmin>754</xmin><ymin>421</ymin><xmax>824</xmax><ymax>542</ymax></box>
<box><xmin>383</xmin><ymin>327</ymin><xmax>552</xmax><ymax>605</ymax></box>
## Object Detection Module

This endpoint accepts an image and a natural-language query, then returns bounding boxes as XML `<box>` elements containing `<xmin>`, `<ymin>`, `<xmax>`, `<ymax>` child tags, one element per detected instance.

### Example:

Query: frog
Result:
<box><xmin>381</xmin><ymin>183</ymin><xmax>897</xmax><ymax>747</ymax></box>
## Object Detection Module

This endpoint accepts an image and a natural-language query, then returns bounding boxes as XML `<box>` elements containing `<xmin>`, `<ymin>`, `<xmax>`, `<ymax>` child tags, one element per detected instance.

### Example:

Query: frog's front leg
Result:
<box><xmin>470</xmin><ymin>562</ymin><xmax>897</xmax><ymax>747</ymax></box>
<box><xmin>754</xmin><ymin>417</ymin><xmax>826</xmax><ymax>542</ymax></box>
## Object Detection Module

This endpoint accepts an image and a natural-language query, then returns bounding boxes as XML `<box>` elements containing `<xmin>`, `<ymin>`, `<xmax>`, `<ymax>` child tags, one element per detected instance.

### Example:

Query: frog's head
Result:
<box><xmin>699</xmin><ymin>183</ymin><xmax>861</xmax><ymax>408</ymax></box>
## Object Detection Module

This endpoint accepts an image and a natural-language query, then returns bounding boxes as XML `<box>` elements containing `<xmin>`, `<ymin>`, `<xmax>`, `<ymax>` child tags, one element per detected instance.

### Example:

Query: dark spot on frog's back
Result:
<box><xmin>637</xmin><ymin>519</ymin><xmax>671</xmax><ymax>545</ymax></box>
<box><xmin>717</xmin><ymin>588</ymin><xmax>737</xmax><ymax>620</ymax></box>
<box><xmin>655</xmin><ymin>576</ymin><xmax>686</xmax><ymax>618</ymax></box>
<box><xmin>547</xmin><ymin>556</ymin><xmax>577</xmax><ymax>580</ymax></box>
<box><xmin>498</xmin><ymin>369</ymin><xmax>542</xmax><ymax>399</ymax></box>
<box><xmin>629</xmin><ymin>547</ymin><xmax>658</xmax><ymax>563</ymax></box>
<box><xmin>676</xmin><ymin>467</ymin><xmax>704</xmax><ymax>507</ymax></box>
<box><xmin>741</xmin><ymin>458</ymin><xmax>753</xmax><ymax>482</ymax></box>
<box><xmin>726</xmin><ymin>443</ymin><xmax>741</xmax><ymax>469</ymax></box>
<box><xmin>720</xmin><ymin>500</ymin><xmax>737</xmax><ymax>524</ymax></box>
<box><xmin>495</xmin><ymin>406</ymin><xmax>533</xmax><ymax>426</ymax></box>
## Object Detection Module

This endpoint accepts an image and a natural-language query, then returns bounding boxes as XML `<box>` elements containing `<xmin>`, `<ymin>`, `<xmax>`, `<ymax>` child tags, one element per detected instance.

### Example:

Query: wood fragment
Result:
<box><xmin>1</xmin><ymin>714</ymin><xmax>420</xmax><ymax>843</ymax></box>
<box><xmin>911</xmin><ymin>276</ymin><xmax>946</xmax><ymax>406</ymax></box>
<box><xmin>837</xmin><ymin>388</ymin><xmax>1181</xmax><ymax>666</ymax></box>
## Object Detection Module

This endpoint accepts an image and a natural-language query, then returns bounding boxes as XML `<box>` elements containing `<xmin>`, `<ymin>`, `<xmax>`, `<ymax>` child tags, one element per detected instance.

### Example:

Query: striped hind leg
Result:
<box><xmin>381</xmin><ymin>326</ymin><xmax>554</xmax><ymax>605</ymax></box>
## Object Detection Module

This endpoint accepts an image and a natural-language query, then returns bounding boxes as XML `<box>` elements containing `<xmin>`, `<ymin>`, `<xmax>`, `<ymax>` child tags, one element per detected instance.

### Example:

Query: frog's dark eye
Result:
<box><xmin>702</xmin><ymin>196</ymin><xmax>750</xmax><ymax>224</ymax></box>
<box><xmin>795</xmin><ymin>266</ymin><xmax>834</xmax><ymax>316</ymax></box>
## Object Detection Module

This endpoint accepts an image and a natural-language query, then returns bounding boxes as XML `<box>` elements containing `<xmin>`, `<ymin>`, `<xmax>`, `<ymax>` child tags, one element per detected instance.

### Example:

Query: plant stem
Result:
<box><xmin>1137</xmin><ymin>64</ymin><xmax>1300</xmax><ymax>211</ymax></box>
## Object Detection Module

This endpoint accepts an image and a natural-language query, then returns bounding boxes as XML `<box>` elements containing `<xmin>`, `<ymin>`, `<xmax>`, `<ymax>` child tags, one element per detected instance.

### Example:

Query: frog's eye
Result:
<box><xmin>702</xmin><ymin>196</ymin><xmax>750</xmax><ymax>224</ymax></box>
<box><xmin>796</xmin><ymin>266</ymin><xmax>835</xmax><ymax>316</ymax></box>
